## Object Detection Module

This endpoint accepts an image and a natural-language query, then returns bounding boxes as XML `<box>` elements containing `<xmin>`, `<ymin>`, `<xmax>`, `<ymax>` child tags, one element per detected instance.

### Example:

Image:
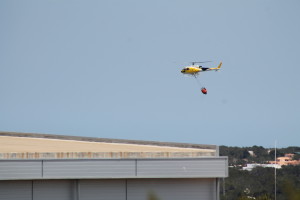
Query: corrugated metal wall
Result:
<box><xmin>0</xmin><ymin>158</ymin><xmax>227</xmax><ymax>199</ymax></box>
<box><xmin>137</xmin><ymin>159</ymin><xmax>226</xmax><ymax>177</ymax></box>
<box><xmin>80</xmin><ymin>180</ymin><xmax>126</xmax><ymax>200</ymax></box>
<box><xmin>0</xmin><ymin>158</ymin><xmax>228</xmax><ymax>180</ymax></box>
<box><xmin>127</xmin><ymin>179</ymin><xmax>216</xmax><ymax>200</ymax></box>
<box><xmin>43</xmin><ymin>160</ymin><xmax>135</xmax><ymax>179</ymax></box>
<box><xmin>0</xmin><ymin>181</ymin><xmax>32</xmax><ymax>200</ymax></box>
<box><xmin>0</xmin><ymin>179</ymin><xmax>217</xmax><ymax>200</ymax></box>
<box><xmin>0</xmin><ymin>161</ymin><xmax>42</xmax><ymax>179</ymax></box>
<box><xmin>33</xmin><ymin>180</ymin><xmax>75</xmax><ymax>200</ymax></box>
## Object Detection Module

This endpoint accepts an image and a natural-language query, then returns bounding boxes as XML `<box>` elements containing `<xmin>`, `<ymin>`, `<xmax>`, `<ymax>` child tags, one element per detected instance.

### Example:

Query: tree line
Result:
<box><xmin>219</xmin><ymin>146</ymin><xmax>300</xmax><ymax>200</ymax></box>
<box><xmin>220</xmin><ymin>146</ymin><xmax>300</xmax><ymax>166</ymax></box>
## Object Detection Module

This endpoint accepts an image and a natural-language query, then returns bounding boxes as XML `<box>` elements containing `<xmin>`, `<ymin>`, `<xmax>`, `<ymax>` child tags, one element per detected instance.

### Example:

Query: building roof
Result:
<box><xmin>0</xmin><ymin>131</ymin><xmax>217</xmax><ymax>159</ymax></box>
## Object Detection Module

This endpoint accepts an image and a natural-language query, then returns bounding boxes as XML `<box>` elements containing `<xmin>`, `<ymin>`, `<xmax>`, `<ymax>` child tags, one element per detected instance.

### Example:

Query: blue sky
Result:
<box><xmin>1</xmin><ymin>0</ymin><xmax>299</xmax><ymax>147</ymax></box>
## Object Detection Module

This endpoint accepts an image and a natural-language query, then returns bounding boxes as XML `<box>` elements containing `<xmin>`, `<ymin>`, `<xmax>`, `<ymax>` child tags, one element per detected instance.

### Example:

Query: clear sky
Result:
<box><xmin>1</xmin><ymin>0</ymin><xmax>299</xmax><ymax>147</ymax></box>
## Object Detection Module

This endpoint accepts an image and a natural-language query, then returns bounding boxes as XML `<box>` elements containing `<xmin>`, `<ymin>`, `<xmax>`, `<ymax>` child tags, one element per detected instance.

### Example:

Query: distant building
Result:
<box><xmin>269</xmin><ymin>153</ymin><xmax>300</xmax><ymax>166</ymax></box>
<box><xmin>242</xmin><ymin>163</ymin><xmax>281</xmax><ymax>171</ymax></box>
<box><xmin>285</xmin><ymin>153</ymin><xmax>294</xmax><ymax>158</ymax></box>
<box><xmin>248</xmin><ymin>151</ymin><xmax>255</xmax><ymax>157</ymax></box>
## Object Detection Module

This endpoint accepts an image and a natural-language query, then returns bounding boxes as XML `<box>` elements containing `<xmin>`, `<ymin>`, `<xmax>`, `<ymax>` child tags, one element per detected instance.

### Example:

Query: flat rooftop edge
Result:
<box><xmin>0</xmin><ymin>131</ymin><xmax>218</xmax><ymax>159</ymax></box>
<box><xmin>0</xmin><ymin>131</ymin><xmax>217</xmax><ymax>149</ymax></box>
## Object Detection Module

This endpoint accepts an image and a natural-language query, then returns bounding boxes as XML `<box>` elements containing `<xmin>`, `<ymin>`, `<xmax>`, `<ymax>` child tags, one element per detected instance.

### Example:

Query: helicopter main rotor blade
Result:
<box><xmin>191</xmin><ymin>61</ymin><xmax>212</xmax><ymax>63</ymax></box>
<box><xmin>191</xmin><ymin>61</ymin><xmax>212</xmax><ymax>65</ymax></box>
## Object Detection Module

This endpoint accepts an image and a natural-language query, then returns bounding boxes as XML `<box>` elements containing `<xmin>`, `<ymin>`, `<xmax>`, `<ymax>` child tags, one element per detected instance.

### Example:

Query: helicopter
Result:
<box><xmin>181</xmin><ymin>61</ymin><xmax>222</xmax><ymax>76</ymax></box>
<box><xmin>181</xmin><ymin>61</ymin><xmax>222</xmax><ymax>95</ymax></box>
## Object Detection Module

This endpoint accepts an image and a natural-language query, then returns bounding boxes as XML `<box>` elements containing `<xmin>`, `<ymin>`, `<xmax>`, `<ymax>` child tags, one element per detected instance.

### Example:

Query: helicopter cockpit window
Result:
<box><xmin>186</xmin><ymin>68</ymin><xmax>189</xmax><ymax>70</ymax></box>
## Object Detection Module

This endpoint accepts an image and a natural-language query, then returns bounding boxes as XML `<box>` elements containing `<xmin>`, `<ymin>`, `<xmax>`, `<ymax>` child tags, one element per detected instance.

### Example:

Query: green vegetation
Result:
<box><xmin>147</xmin><ymin>191</ymin><xmax>160</xmax><ymax>200</ymax></box>
<box><xmin>220</xmin><ymin>146</ymin><xmax>300</xmax><ymax>200</ymax></box>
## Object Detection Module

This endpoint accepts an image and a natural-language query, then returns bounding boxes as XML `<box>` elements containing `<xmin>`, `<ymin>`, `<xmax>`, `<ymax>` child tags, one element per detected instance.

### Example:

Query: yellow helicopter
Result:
<box><xmin>181</xmin><ymin>61</ymin><xmax>222</xmax><ymax>95</ymax></box>
<box><xmin>181</xmin><ymin>61</ymin><xmax>222</xmax><ymax>76</ymax></box>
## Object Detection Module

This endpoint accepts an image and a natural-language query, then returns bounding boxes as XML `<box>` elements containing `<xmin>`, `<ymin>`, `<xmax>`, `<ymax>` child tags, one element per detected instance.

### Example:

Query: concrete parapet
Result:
<box><xmin>0</xmin><ymin>151</ymin><xmax>215</xmax><ymax>159</ymax></box>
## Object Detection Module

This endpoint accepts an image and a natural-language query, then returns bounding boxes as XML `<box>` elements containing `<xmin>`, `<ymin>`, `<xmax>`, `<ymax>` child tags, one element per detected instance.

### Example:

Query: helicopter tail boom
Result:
<box><xmin>207</xmin><ymin>62</ymin><xmax>222</xmax><ymax>71</ymax></box>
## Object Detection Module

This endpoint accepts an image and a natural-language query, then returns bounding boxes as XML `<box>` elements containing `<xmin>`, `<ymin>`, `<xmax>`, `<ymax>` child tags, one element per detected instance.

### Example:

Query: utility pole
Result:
<box><xmin>275</xmin><ymin>140</ymin><xmax>277</xmax><ymax>200</ymax></box>
<box><xmin>223</xmin><ymin>178</ymin><xmax>225</xmax><ymax>196</ymax></box>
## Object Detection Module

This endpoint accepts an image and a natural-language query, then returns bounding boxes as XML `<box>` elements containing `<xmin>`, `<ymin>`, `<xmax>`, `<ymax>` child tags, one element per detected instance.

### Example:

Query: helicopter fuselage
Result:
<box><xmin>181</xmin><ymin>62</ymin><xmax>222</xmax><ymax>75</ymax></box>
<box><xmin>181</xmin><ymin>66</ymin><xmax>205</xmax><ymax>75</ymax></box>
